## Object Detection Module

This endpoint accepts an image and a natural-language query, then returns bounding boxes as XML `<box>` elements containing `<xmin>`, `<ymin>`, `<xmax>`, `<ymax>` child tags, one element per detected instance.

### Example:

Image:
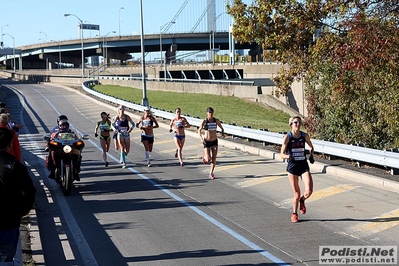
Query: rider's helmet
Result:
<box><xmin>57</xmin><ymin>115</ymin><xmax>68</xmax><ymax>124</ymax></box>
<box><xmin>58</xmin><ymin>119</ymin><xmax>70</xmax><ymax>133</ymax></box>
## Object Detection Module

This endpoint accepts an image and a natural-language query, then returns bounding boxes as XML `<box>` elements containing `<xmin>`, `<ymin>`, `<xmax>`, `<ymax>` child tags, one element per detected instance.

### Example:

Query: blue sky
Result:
<box><xmin>0</xmin><ymin>0</ymin><xmax>250</xmax><ymax>47</ymax></box>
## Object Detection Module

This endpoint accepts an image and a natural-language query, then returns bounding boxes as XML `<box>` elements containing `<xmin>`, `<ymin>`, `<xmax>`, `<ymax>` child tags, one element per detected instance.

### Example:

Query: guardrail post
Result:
<box><xmin>390</xmin><ymin>168</ymin><xmax>399</xmax><ymax>175</ymax></box>
<box><xmin>390</xmin><ymin>148</ymin><xmax>399</xmax><ymax>175</ymax></box>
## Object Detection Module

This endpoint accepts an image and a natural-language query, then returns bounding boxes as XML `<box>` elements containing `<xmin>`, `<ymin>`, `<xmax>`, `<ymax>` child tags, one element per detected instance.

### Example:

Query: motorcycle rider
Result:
<box><xmin>51</xmin><ymin>114</ymin><xmax>68</xmax><ymax>133</ymax></box>
<box><xmin>47</xmin><ymin>119</ymin><xmax>82</xmax><ymax>181</ymax></box>
<box><xmin>45</xmin><ymin>115</ymin><xmax>69</xmax><ymax>152</ymax></box>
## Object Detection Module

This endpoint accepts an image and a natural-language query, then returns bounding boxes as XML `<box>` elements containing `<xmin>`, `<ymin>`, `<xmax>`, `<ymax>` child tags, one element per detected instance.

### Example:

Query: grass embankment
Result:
<box><xmin>93</xmin><ymin>84</ymin><xmax>291</xmax><ymax>132</ymax></box>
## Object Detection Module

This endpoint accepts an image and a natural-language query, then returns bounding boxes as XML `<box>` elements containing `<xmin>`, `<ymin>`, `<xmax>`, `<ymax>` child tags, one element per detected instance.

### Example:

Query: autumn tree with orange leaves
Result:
<box><xmin>227</xmin><ymin>0</ymin><xmax>399</xmax><ymax>149</ymax></box>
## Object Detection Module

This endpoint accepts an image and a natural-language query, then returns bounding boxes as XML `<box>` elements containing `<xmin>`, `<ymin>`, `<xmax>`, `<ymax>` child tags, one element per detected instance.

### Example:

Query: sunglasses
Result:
<box><xmin>293</xmin><ymin>121</ymin><xmax>301</xmax><ymax>125</ymax></box>
<box><xmin>119</xmin><ymin>108</ymin><xmax>125</xmax><ymax>111</ymax></box>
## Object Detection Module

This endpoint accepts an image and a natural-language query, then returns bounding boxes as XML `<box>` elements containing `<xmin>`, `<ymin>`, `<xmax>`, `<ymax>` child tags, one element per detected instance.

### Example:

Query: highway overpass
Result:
<box><xmin>1</xmin><ymin>32</ymin><xmax>260</xmax><ymax>70</ymax></box>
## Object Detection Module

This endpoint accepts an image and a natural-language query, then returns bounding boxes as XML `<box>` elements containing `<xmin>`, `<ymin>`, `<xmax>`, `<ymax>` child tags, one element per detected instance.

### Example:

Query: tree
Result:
<box><xmin>227</xmin><ymin>0</ymin><xmax>399</xmax><ymax>149</ymax></box>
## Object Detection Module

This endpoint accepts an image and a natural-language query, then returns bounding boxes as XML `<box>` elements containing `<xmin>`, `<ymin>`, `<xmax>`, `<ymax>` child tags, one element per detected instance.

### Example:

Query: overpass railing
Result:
<box><xmin>82</xmin><ymin>80</ymin><xmax>399</xmax><ymax>173</ymax></box>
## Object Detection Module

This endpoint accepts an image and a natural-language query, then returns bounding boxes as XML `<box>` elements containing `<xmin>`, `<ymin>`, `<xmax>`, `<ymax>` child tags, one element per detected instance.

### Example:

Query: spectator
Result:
<box><xmin>0</xmin><ymin>102</ymin><xmax>8</xmax><ymax>113</ymax></box>
<box><xmin>6</xmin><ymin>113</ymin><xmax>23</xmax><ymax>134</ymax></box>
<box><xmin>0</xmin><ymin>114</ymin><xmax>21</xmax><ymax>162</ymax></box>
<box><xmin>0</xmin><ymin>127</ymin><xmax>36</xmax><ymax>263</ymax></box>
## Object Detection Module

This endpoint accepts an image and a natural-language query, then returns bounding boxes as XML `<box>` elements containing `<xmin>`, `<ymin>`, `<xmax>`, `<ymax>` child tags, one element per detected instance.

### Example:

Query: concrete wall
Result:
<box><xmin>0</xmin><ymin>62</ymin><xmax>308</xmax><ymax>116</ymax></box>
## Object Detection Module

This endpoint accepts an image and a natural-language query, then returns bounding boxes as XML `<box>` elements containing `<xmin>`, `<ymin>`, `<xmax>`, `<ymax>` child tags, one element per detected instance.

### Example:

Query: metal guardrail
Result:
<box><xmin>95</xmin><ymin>75</ymin><xmax>256</xmax><ymax>86</ymax></box>
<box><xmin>82</xmin><ymin>81</ymin><xmax>399</xmax><ymax>171</ymax></box>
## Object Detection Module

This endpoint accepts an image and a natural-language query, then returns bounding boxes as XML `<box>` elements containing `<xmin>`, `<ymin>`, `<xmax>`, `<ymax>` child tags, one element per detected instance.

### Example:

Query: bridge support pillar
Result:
<box><xmin>166</xmin><ymin>44</ymin><xmax>177</xmax><ymax>64</ymax></box>
<box><xmin>107</xmin><ymin>51</ymin><xmax>131</xmax><ymax>66</ymax></box>
<box><xmin>248</xmin><ymin>44</ymin><xmax>263</xmax><ymax>62</ymax></box>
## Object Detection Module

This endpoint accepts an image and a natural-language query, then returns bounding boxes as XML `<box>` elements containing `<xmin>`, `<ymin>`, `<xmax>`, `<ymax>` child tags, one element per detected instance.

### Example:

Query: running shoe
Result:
<box><xmin>291</xmin><ymin>213</ymin><xmax>298</xmax><ymax>223</ymax></box>
<box><xmin>147</xmin><ymin>163</ymin><xmax>152</xmax><ymax>167</ymax></box>
<box><xmin>122</xmin><ymin>164</ymin><xmax>127</xmax><ymax>169</ymax></box>
<box><xmin>202</xmin><ymin>155</ymin><xmax>207</xmax><ymax>164</ymax></box>
<box><xmin>180</xmin><ymin>161</ymin><xmax>185</xmax><ymax>167</ymax></box>
<box><xmin>299</xmin><ymin>198</ymin><xmax>306</xmax><ymax>214</ymax></box>
<box><xmin>209</xmin><ymin>173</ymin><xmax>215</xmax><ymax>179</ymax></box>
<box><xmin>105</xmin><ymin>162</ymin><xmax>109</xmax><ymax>167</ymax></box>
<box><xmin>174</xmin><ymin>149</ymin><xmax>178</xmax><ymax>158</ymax></box>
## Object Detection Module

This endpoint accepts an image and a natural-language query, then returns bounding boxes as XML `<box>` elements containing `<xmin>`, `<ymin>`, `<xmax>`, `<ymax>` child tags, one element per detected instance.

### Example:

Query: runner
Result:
<box><xmin>280</xmin><ymin>116</ymin><xmax>315</xmax><ymax>223</ymax></box>
<box><xmin>112</xmin><ymin>105</ymin><xmax>135</xmax><ymax>168</ymax></box>
<box><xmin>136</xmin><ymin>106</ymin><xmax>159</xmax><ymax>167</ymax></box>
<box><xmin>95</xmin><ymin>112</ymin><xmax>113</xmax><ymax>167</ymax></box>
<box><xmin>198</xmin><ymin>107</ymin><xmax>224</xmax><ymax>179</ymax></box>
<box><xmin>169</xmin><ymin>107</ymin><xmax>191</xmax><ymax>166</ymax></box>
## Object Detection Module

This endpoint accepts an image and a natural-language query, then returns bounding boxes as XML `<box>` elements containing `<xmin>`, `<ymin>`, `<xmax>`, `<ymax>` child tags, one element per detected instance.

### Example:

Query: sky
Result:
<box><xmin>0</xmin><ymin>0</ymin><xmax>251</xmax><ymax>48</ymax></box>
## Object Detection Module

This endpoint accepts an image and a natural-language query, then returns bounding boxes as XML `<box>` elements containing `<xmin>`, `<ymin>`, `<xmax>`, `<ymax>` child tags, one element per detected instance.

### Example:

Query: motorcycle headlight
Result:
<box><xmin>63</xmin><ymin>145</ymin><xmax>72</xmax><ymax>154</ymax></box>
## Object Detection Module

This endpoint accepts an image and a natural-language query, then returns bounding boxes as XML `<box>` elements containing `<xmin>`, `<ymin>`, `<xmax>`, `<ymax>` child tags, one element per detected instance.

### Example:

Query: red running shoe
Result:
<box><xmin>209</xmin><ymin>173</ymin><xmax>215</xmax><ymax>179</ymax></box>
<box><xmin>291</xmin><ymin>213</ymin><xmax>298</xmax><ymax>223</ymax></box>
<box><xmin>202</xmin><ymin>154</ymin><xmax>207</xmax><ymax>164</ymax></box>
<box><xmin>299</xmin><ymin>197</ymin><xmax>306</xmax><ymax>214</ymax></box>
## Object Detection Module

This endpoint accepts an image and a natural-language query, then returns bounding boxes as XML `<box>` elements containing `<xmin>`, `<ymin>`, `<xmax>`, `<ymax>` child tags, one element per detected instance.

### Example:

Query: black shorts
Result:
<box><xmin>203</xmin><ymin>139</ymin><xmax>218</xmax><ymax>148</ymax></box>
<box><xmin>141</xmin><ymin>135</ymin><xmax>154</xmax><ymax>144</ymax></box>
<box><xmin>286</xmin><ymin>160</ymin><xmax>310</xmax><ymax>176</ymax></box>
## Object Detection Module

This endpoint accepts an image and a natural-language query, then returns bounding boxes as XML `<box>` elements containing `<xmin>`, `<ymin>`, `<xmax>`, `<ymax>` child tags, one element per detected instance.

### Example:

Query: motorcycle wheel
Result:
<box><xmin>55</xmin><ymin>167</ymin><xmax>61</xmax><ymax>184</ymax></box>
<box><xmin>62</xmin><ymin>165</ymin><xmax>73</xmax><ymax>196</ymax></box>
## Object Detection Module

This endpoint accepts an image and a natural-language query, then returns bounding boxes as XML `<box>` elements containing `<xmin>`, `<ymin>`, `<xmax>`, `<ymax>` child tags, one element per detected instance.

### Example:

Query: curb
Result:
<box><xmin>29</xmin><ymin>208</ymin><xmax>45</xmax><ymax>265</ymax></box>
<box><xmin>217</xmin><ymin>137</ymin><xmax>399</xmax><ymax>194</ymax></box>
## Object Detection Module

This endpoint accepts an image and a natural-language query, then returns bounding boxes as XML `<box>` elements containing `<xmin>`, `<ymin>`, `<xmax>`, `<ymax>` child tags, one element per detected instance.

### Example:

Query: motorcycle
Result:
<box><xmin>44</xmin><ymin>132</ymin><xmax>89</xmax><ymax>196</ymax></box>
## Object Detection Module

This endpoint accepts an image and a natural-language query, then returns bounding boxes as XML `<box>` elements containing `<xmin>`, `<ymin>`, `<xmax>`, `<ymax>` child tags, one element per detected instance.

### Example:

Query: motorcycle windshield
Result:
<box><xmin>58</xmin><ymin>133</ymin><xmax>76</xmax><ymax>140</ymax></box>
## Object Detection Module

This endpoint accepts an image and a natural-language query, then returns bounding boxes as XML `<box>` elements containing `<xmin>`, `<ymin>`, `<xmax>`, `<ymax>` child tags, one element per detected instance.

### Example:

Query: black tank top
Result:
<box><xmin>287</xmin><ymin>131</ymin><xmax>306</xmax><ymax>161</ymax></box>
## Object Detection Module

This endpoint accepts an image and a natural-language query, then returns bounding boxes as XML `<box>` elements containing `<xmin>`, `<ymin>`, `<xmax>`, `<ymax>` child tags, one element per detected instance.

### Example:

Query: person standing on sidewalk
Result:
<box><xmin>0</xmin><ymin>114</ymin><xmax>21</xmax><ymax>162</ymax></box>
<box><xmin>280</xmin><ymin>116</ymin><xmax>314</xmax><ymax>223</ymax></box>
<box><xmin>95</xmin><ymin>112</ymin><xmax>113</xmax><ymax>167</ymax></box>
<box><xmin>0</xmin><ymin>127</ymin><xmax>36</xmax><ymax>263</ymax></box>
<box><xmin>169</xmin><ymin>108</ymin><xmax>191</xmax><ymax>166</ymax></box>
<box><xmin>198</xmin><ymin>107</ymin><xmax>224</xmax><ymax>179</ymax></box>
<box><xmin>136</xmin><ymin>106</ymin><xmax>159</xmax><ymax>167</ymax></box>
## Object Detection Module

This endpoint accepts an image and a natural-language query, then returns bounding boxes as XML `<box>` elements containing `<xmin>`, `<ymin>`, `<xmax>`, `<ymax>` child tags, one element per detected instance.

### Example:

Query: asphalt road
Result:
<box><xmin>1</xmin><ymin>79</ymin><xmax>398</xmax><ymax>266</ymax></box>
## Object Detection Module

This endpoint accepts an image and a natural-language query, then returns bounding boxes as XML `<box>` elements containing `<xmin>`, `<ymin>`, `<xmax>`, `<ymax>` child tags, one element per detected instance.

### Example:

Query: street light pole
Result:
<box><xmin>139</xmin><ymin>0</ymin><xmax>148</xmax><ymax>107</ymax></box>
<box><xmin>64</xmin><ymin>13</ymin><xmax>84</xmax><ymax>77</ymax></box>
<box><xmin>118</xmin><ymin>7</ymin><xmax>124</xmax><ymax>36</ymax></box>
<box><xmin>1</xmin><ymin>24</ymin><xmax>9</xmax><ymax>47</ymax></box>
<box><xmin>39</xmin><ymin>31</ymin><xmax>47</xmax><ymax>42</ymax></box>
<box><xmin>160</xmin><ymin>21</ymin><xmax>175</xmax><ymax>81</ymax></box>
<box><xmin>212</xmin><ymin>12</ymin><xmax>226</xmax><ymax>65</ymax></box>
<box><xmin>103</xmin><ymin>31</ymin><xmax>116</xmax><ymax>68</ymax></box>
<box><xmin>2</xmin><ymin>33</ymin><xmax>15</xmax><ymax>72</ymax></box>
<box><xmin>50</xmin><ymin>40</ymin><xmax>62</xmax><ymax>69</ymax></box>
